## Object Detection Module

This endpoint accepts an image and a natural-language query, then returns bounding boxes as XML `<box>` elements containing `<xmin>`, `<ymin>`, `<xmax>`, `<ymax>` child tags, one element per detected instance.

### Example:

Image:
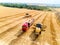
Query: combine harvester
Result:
<box><xmin>23</xmin><ymin>13</ymin><xmax>32</xmax><ymax>18</ymax></box>
<box><xmin>30</xmin><ymin>23</ymin><xmax>46</xmax><ymax>41</ymax></box>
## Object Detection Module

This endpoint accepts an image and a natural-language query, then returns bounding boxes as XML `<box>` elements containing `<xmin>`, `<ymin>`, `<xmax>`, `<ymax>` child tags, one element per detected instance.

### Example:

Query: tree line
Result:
<box><xmin>0</xmin><ymin>3</ymin><xmax>51</xmax><ymax>11</ymax></box>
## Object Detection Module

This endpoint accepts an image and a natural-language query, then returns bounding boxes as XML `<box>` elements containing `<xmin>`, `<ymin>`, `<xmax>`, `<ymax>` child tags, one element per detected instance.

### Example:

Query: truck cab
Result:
<box><xmin>22</xmin><ymin>22</ymin><xmax>28</xmax><ymax>32</ymax></box>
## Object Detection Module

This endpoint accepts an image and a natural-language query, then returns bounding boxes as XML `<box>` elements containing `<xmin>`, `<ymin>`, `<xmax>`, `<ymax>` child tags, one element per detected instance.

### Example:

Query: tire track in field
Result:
<box><xmin>50</xmin><ymin>13</ymin><xmax>57</xmax><ymax>45</ymax></box>
<box><xmin>41</xmin><ymin>12</ymin><xmax>47</xmax><ymax>24</ymax></box>
<box><xmin>42</xmin><ymin>12</ymin><xmax>53</xmax><ymax>45</ymax></box>
<box><xmin>31</xmin><ymin>12</ymin><xmax>48</xmax><ymax>45</ymax></box>
<box><xmin>52</xmin><ymin>13</ymin><xmax>60</xmax><ymax>45</ymax></box>
<box><xmin>55</xmin><ymin>13</ymin><xmax>60</xmax><ymax>26</ymax></box>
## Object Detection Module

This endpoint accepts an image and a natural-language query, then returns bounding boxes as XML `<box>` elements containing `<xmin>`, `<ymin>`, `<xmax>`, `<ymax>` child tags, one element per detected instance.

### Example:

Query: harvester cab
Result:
<box><xmin>35</xmin><ymin>23</ymin><xmax>42</xmax><ymax>34</ymax></box>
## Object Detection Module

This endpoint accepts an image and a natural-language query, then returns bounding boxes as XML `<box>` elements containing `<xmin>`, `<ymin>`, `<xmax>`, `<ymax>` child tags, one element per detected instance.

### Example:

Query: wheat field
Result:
<box><xmin>0</xmin><ymin>6</ymin><xmax>60</xmax><ymax>45</ymax></box>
